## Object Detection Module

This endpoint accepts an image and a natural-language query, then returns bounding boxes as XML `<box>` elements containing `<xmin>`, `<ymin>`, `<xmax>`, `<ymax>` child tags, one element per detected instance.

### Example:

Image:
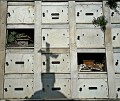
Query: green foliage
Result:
<box><xmin>7</xmin><ymin>32</ymin><xmax>26</xmax><ymax>45</ymax></box>
<box><xmin>7</xmin><ymin>31</ymin><xmax>16</xmax><ymax>44</ymax></box>
<box><xmin>92</xmin><ymin>16</ymin><xmax>108</xmax><ymax>32</ymax></box>
<box><xmin>106</xmin><ymin>0</ymin><xmax>117</xmax><ymax>11</ymax></box>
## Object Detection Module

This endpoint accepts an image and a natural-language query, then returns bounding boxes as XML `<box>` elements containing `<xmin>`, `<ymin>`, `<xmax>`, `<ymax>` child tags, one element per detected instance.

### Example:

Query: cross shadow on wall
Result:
<box><xmin>30</xmin><ymin>42</ymin><xmax>67</xmax><ymax>100</ymax></box>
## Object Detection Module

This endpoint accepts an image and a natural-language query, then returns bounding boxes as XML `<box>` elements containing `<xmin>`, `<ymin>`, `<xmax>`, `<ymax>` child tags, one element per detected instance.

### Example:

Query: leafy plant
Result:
<box><xmin>106</xmin><ymin>0</ymin><xmax>120</xmax><ymax>15</ymax></box>
<box><xmin>106</xmin><ymin>0</ymin><xmax>117</xmax><ymax>11</ymax></box>
<box><xmin>7</xmin><ymin>31</ymin><xmax>16</xmax><ymax>44</ymax></box>
<box><xmin>92</xmin><ymin>15</ymin><xmax>108</xmax><ymax>32</ymax></box>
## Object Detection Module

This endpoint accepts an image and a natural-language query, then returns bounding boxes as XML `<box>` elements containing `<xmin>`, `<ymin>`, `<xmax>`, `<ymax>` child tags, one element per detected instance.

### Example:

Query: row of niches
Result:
<box><xmin>6</xmin><ymin>76</ymin><xmax>120</xmax><ymax>99</ymax></box>
<box><xmin>4</xmin><ymin>52</ymin><xmax>120</xmax><ymax>73</ymax></box>
<box><xmin>6</xmin><ymin>28</ymin><xmax>120</xmax><ymax>48</ymax></box>
<box><xmin>7</xmin><ymin>2</ymin><xmax>120</xmax><ymax>24</ymax></box>
<box><xmin>3</xmin><ymin>74</ymin><xmax>120</xmax><ymax>99</ymax></box>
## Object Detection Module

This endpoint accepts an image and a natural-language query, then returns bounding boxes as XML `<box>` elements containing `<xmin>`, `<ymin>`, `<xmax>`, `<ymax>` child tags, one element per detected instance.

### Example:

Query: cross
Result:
<box><xmin>39</xmin><ymin>42</ymin><xmax>58</xmax><ymax>73</ymax></box>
